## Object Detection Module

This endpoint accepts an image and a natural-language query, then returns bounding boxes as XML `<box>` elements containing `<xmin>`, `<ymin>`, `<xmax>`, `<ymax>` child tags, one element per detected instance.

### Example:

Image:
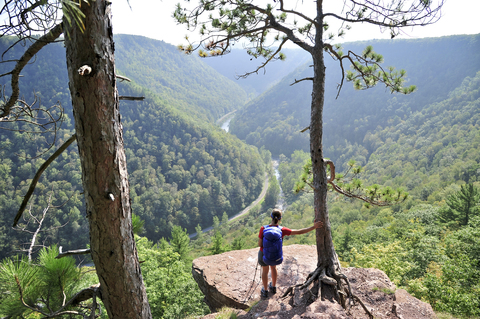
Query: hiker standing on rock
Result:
<box><xmin>258</xmin><ymin>208</ymin><xmax>323</xmax><ymax>298</ymax></box>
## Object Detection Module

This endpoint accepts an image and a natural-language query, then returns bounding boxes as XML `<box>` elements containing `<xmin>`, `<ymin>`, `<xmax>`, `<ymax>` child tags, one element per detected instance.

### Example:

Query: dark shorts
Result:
<box><xmin>258</xmin><ymin>249</ymin><xmax>267</xmax><ymax>267</ymax></box>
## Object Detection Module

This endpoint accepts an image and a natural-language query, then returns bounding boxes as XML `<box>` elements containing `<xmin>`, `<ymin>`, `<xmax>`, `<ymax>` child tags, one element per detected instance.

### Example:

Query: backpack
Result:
<box><xmin>262</xmin><ymin>225</ymin><xmax>283</xmax><ymax>266</ymax></box>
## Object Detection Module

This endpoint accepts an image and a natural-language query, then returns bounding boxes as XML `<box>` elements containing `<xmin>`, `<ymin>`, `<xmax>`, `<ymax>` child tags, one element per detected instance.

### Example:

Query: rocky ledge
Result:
<box><xmin>192</xmin><ymin>245</ymin><xmax>435</xmax><ymax>319</ymax></box>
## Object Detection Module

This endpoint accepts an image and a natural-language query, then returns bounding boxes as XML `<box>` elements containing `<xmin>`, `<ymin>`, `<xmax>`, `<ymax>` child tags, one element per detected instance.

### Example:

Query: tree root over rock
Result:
<box><xmin>282</xmin><ymin>266</ymin><xmax>373</xmax><ymax>319</ymax></box>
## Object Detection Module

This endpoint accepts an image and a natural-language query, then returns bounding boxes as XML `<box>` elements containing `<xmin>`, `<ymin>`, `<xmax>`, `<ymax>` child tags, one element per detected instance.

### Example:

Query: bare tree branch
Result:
<box><xmin>13</xmin><ymin>133</ymin><xmax>77</xmax><ymax>227</ymax></box>
<box><xmin>237</xmin><ymin>38</ymin><xmax>288</xmax><ymax>79</ymax></box>
<box><xmin>18</xmin><ymin>282</ymin><xmax>100</xmax><ymax>318</ymax></box>
<box><xmin>0</xmin><ymin>90</ymin><xmax>65</xmax><ymax>160</ymax></box>
<box><xmin>56</xmin><ymin>248</ymin><xmax>91</xmax><ymax>259</ymax></box>
<box><xmin>324</xmin><ymin>0</ymin><xmax>444</xmax><ymax>38</ymax></box>
<box><xmin>116</xmin><ymin>74</ymin><xmax>131</xmax><ymax>82</ymax></box>
<box><xmin>1</xmin><ymin>1</ymin><xmax>62</xmax><ymax>43</ymax></box>
<box><xmin>300</xmin><ymin>126</ymin><xmax>310</xmax><ymax>133</ymax></box>
<box><xmin>277</xmin><ymin>0</ymin><xmax>318</xmax><ymax>27</ymax></box>
<box><xmin>119</xmin><ymin>96</ymin><xmax>145</xmax><ymax>101</ymax></box>
<box><xmin>290</xmin><ymin>77</ymin><xmax>314</xmax><ymax>86</ymax></box>
<box><xmin>26</xmin><ymin>193</ymin><xmax>52</xmax><ymax>262</ymax></box>
<box><xmin>0</xmin><ymin>22</ymin><xmax>63</xmax><ymax>118</ymax></box>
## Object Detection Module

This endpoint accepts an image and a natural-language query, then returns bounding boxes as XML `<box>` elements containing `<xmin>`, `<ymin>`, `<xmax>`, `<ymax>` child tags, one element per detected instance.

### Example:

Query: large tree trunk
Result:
<box><xmin>310</xmin><ymin>0</ymin><xmax>342</xmax><ymax>298</ymax></box>
<box><xmin>63</xmin><ymin>1</ymin><xmax>152</xmax><ymax>318</ymax></box>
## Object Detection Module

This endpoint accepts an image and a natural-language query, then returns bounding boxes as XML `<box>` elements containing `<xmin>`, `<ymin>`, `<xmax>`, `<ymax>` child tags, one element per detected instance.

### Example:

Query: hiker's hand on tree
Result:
<box><xmin>313</xmin><ymin>221</ymin><xmax>323</xmax><ymax>229</ymax></box>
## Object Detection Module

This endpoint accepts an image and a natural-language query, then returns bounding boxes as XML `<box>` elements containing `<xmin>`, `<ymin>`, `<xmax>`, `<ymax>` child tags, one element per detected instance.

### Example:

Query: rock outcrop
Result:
<box><xmin>192</xmin><ymin>245</ymin><xmax>436</xmax><ymax>319</ymax></box>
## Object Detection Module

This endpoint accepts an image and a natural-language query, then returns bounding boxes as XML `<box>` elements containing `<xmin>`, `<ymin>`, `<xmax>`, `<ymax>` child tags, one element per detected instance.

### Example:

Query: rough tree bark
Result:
<box><xmin>63</xmin><ymin>1</ymin><xmax>151</xmax><ymax>318</ymax></box>
<box><xmin>309</xmin><ymin>1</ymin><xmax>343</xmax><ymax>298</ymax></box>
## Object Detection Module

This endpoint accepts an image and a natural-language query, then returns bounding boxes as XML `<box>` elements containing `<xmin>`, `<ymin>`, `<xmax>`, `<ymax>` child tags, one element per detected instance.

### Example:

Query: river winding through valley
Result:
<box><xmin>189</xmin><ymin>113</ymin><xmax>285</xmax><ymax>238</ymax></box>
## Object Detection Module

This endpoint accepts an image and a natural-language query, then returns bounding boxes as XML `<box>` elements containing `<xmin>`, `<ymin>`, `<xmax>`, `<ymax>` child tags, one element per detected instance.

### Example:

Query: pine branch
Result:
<box><xmin>295</xmin><ymin>159</ymin><xmax>407</xmax><ymax>206</ymax></box>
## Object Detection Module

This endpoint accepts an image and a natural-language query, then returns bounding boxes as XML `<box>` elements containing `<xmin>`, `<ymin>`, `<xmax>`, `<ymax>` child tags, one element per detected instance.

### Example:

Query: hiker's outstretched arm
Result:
<box><xmin>290</xmin><ymin>221</ymin><xmax>323</xmax><ymax>235</ymax></box>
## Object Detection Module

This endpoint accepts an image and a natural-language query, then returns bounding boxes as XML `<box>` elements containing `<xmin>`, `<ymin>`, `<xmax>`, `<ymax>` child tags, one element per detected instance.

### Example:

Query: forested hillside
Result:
<box><xmin>229</xmin><ymin>34</ymin><xmax>480</xmax><ymax>167</ymax></box>
<box><xmin>0</xmin><ymin>35</ymin><xmax>264</xmax><ymax>258</ymax></box>
<box><xmin>361</xmin><ymin>70</ymin><xmax>480</xmax><ymax>201</ymax></box>
<box><xmin>114</xmin><ymin>35</ymin><xmax>247</xmax><ymax>122</ymax></box>
<box><xmin>118</xmin><ymin>81</ymin><xmax>265</xmax><ymax>242</ymax></box>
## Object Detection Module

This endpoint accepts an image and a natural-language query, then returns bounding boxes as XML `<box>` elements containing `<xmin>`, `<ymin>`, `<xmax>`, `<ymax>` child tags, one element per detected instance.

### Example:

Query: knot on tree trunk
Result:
<box><xmin>78</xmin><ymin>65</ymin><xmax>92</xmax><ymax>76</ymax></box>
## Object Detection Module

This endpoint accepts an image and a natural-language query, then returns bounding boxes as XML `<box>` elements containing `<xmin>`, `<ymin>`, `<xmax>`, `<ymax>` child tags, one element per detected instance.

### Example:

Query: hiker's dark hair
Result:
<box><xmin>271</xmin><ymin>209</ymin><xmax>282</xmax><ymax>224</ymax></box>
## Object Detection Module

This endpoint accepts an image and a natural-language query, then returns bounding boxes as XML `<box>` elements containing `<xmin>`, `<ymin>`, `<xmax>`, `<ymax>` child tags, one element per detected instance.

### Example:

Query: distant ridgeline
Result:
<box><xmin>201</xmin><ymin>47</ymin><xmax>311</xmax><ymax>97</ymax></box>
<box><xmin>0</xmin><ymin>35</ymin><xmax>263</xmax><ymax>259</ymax></box>
<box><xmin>228</xmin><ymin>34</ymin><xmax>480</xmax><ymax>168</ymax></box>
<box><xmin>114</xmin><ymin>35</ymin><xmax>248</xmax><ymax>122</ymax></box>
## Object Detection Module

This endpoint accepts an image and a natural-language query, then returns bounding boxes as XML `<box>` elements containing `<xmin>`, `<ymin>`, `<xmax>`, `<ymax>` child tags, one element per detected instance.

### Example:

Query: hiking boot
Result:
<box><xmin>261</xmin><ymin>287</ymin><xmax>268</xmax><ymax>298</ymax></box>
<box><xmin>269</xmin><ymin>282</ymin><xmax>277</xmax><ymax>294</ymax></box>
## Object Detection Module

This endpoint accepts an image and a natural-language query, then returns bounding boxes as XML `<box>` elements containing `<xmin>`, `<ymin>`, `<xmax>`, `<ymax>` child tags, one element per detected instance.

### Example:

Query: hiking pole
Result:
<box><xmin>243</xmin><ymin>262</ymin><xmax>261</xmax><ymax>304</ymax></box>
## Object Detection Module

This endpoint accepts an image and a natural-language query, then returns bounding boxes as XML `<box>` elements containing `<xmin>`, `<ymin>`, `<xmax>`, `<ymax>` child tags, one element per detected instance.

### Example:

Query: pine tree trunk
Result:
<box><xmin>311</xmin><ymin>1</ymin><xmax>342</xmax><ymax>296</ymax></box>
<box><xmin>63</xmin><ymin>1</ymin><xmax>152</xmax><ymax>317</ymax></box>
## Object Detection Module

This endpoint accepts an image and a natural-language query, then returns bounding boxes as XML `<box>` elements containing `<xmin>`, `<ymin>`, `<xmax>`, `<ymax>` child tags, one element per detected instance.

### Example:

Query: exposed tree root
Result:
<box><xmin>281</xmin><ymin>284</ymin><xmax>301</xmax><ymax>298</ymax></box>
<box><xmin>350</xmin><ymin>293</ymin><xmax>374</xmax><ymax>319</ymax></box>
<box><xmin>333</xmin><ymin>271</ymin><xmax>354</xmax><ymax>306</ymax></box>
<box><xmin>283</xmin><ymin>265</ymin><xmax>373</xmax><ymax>319</ymax></box>
<box><xmin>300</xmin><ymin>266</ymin><xmax>323</xmax><ymax>289</ymax></box>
